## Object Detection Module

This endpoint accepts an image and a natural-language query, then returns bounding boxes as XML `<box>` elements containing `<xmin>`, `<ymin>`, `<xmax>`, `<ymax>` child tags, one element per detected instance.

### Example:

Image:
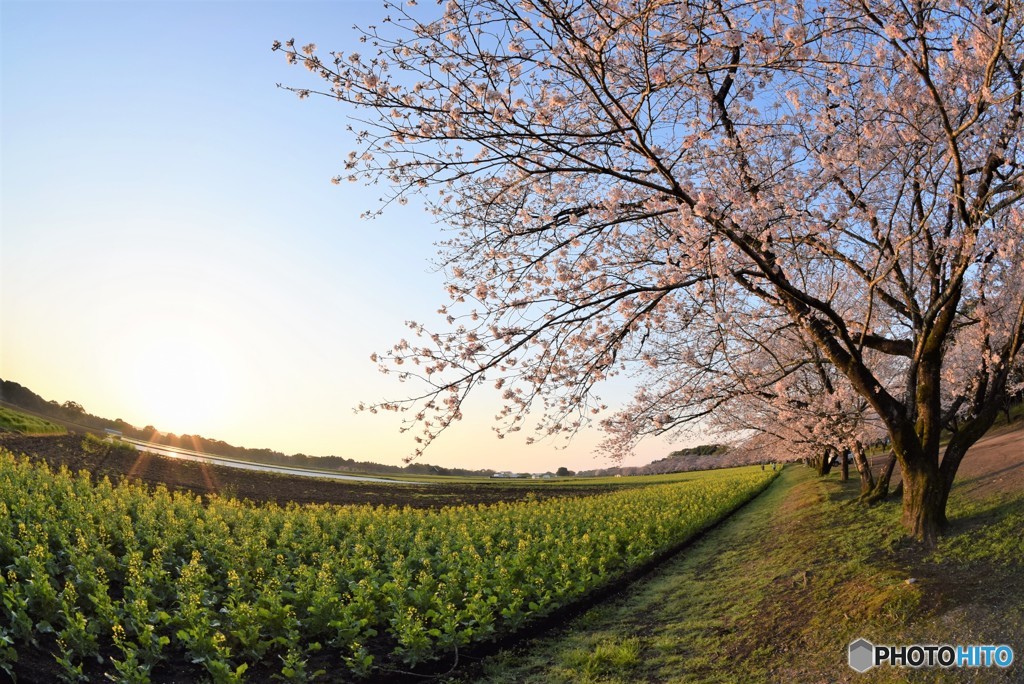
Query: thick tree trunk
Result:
<box><xmin>851</xmin><ymin>443</ymin><xmax>875</xmax><ymax>497</ymax></box>
<box><xmin>864</xmin><ymin>451</ymin><xmax>897</xmax><ymax>503</ymax></box>
<box><xmin>840</xmin><ymin>449</ymin><xmax>850</xmax><ymax>482</ymax></box>
<box><xmin>935</xmin><ymin>409</ymin><xmax>1000</xmax><ymax>515</ymax></box>
<box><xmin>891</xmin><ymin>391</ymin><xmax>997</xmax><ymax>545</ymax></box>
<box><xmin>900</xmin><ymin>462</ymin><xmax>948</xmax><ymax>547</ymax></box>
<box><xmin>816</xmin><ymin>450</ymin><xmax>833</xmax><ymax>477</ymax></box>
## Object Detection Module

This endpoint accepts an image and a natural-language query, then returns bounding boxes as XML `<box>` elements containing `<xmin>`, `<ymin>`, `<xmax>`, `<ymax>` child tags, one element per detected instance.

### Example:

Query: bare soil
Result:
<box><xmin>0</xmin><ymin>432</ymin><xmax>619</xmax><ymax>509</ymax></box>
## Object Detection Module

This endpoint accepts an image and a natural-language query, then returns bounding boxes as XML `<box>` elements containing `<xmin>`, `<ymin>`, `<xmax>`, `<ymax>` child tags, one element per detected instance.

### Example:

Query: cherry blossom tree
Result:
<box><xmin>600</xmin><ymin>311</ymin><xmax>890</xmax><ymax>490</ymax></box>
<box><xmin>711</xmin><ymin>341</ymin><xmax>889</xmax><ymax>493</ymax></box>
<box><xmin>278</xmin><ymin>0</ymin><xmax>1024</xmax><ymax>543</ymax></box>
<box><xmin>726</xmin><ymin>367</ymin><xmax>890</xmax><ymax>494</ymax></box>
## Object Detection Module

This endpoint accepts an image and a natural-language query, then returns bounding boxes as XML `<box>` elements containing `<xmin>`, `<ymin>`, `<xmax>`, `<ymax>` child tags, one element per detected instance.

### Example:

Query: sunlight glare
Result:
<box><xmin>128</xmin><ymin>332</ymin><xmax>233</xmax><ymax>435</ymax></box>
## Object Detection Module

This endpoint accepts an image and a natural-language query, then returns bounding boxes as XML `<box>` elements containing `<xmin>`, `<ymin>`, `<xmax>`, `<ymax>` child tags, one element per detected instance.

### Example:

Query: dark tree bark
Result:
<box><xmin>901</xmin><ymin>459</ymin><xmax>948</xmax><ymax>546</ymax></box>
<box><xmin>815</xmin><ymin>450</ymin><xmax>834</xmax><ymax>477</ymax></box>
<box><xmin>865</xmin><ymin>451</ymin><xmax>898</xmax><ymax>504</ymax></box>
<box><xmin>851</xmin><ymin>443</ymin><xmax>875</xmax><ymax>497</ymax></box>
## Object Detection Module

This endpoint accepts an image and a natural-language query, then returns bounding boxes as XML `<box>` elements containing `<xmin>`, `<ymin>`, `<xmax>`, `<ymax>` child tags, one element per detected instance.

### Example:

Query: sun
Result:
<box><xmin>127</xmin><ymin>333</ymin><xmax>232</xmax><ymax>435</ymax></box>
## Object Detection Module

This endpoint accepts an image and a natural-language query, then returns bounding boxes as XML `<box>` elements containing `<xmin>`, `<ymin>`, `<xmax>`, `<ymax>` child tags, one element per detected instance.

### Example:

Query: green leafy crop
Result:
<box><xmin>0</xmin><ymin>449</ymin><xmax>776</xmax><ymax>681</ymax></box>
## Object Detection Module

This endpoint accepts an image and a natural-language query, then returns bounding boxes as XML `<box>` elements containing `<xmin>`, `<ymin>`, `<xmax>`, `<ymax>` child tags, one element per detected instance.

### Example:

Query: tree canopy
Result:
<box><xmin>278</xmin><ymin>0</ymin><xmax>1024</xmax><ymax>541</ymax></box>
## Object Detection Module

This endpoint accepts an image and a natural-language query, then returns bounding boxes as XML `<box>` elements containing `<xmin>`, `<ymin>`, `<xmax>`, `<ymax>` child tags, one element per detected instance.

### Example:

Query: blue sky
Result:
<box><xmin>1</xmin><ymin>0</ymin><xmax>678</xmax><ymax>470</ymax></box>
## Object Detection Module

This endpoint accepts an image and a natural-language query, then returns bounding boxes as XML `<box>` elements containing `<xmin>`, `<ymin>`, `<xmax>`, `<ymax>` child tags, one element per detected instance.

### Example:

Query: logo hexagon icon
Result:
<box><xmin>848</xmin><ymin>638</ymin><xmax>875</xmax><ymax>673</ymax></box>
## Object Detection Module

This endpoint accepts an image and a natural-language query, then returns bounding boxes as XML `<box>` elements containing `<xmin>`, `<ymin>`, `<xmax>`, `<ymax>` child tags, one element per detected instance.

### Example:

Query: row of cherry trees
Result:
<box><xmin>278</xmin><ymin>0</ymin><xmax>1024</xmax><ymax>543</ymax></box>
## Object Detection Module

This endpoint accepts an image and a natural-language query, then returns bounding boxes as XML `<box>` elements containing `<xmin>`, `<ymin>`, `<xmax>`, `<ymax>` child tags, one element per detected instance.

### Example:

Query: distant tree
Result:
<box><xmin>61</xmin><ymin>400</ymin><xmax>84</xmax><ymax>415</ymax></box>
<box><xmin>667</xmin><ymin>445</ymin><xmax>722</xmax><ymax>458</ymax></box>
<box><xmin>714</xmin><ymin>326</ymin><xmax>888</xmax><ymax>493</ymax></box>
<box><xmin>280</xmin><ymin>0</ymin><xmax>1024</xmax><ymax>544</ymax></box>
<box><xmin>555</xmin><ymin>466</ymin><xmax>574</xmax><ymax>477</ymax></box>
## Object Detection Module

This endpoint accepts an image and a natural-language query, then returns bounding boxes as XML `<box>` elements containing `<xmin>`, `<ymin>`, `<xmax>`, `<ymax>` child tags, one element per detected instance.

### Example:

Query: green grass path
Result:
<box><xmin>454</xmin><ymin>467</ymin><xmax>1023</xmax><ymax>683</ymax></box>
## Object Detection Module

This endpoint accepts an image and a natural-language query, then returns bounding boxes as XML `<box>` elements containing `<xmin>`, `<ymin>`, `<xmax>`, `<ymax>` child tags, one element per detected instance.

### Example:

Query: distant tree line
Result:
<box><xmin>0</xmin><ymin>379</ymin><xmax>495</xmax><ymax>478</ymax></box>
<box><xmin>663</xmin><ymin>445</ymin><xmax>726</xmax><ymax>459</ymax></box>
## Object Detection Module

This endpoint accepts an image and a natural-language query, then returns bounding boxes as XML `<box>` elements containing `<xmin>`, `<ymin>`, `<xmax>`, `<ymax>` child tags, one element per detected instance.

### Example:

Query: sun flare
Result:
<box><xmin>128</xmin><ymin>333</ymin><xmax>232</xmax><ymax>434</ymax></box>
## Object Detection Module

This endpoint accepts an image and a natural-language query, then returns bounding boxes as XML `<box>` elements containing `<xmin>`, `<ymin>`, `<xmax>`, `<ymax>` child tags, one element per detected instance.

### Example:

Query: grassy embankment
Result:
<box><xmin>0</xmin><ymin>406</ymin><xmax>65</xmax><ymax>436</ymax></box>
<box><xmin>459</xmin><ymin>464</ymin><xmax>1024</xmax><ymax>683</ymax></box>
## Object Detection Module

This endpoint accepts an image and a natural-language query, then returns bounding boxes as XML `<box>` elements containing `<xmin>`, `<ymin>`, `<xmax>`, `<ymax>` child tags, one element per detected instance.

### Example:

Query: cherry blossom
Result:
<box><xmin>278</xmin><ymin>0</ymin><xmax>1024</xmax><ymax>543</ymax></box>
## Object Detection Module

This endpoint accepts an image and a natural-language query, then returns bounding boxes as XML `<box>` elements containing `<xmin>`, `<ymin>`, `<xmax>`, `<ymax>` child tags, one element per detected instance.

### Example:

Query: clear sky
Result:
<box><xmin>1</xmin><ymin>0</ymin><xmax>682</xmax><ymax>471</ymax></box>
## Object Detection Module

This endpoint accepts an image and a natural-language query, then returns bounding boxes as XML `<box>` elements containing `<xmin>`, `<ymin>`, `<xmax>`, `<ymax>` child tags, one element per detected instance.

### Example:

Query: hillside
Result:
<box><xmin>577</xmin><ymin>444</ymin><xmax>771</xmax><ymax>477</ymax></box>
<box><xmin>0</xmin><ymin>379</ymin><xmax>496</xmax><ymax>478</ymax></box>
<box><xmin>1</xmin><ymin>378</ymin><xmax>745</xmax><ymax>478</ymax></box>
